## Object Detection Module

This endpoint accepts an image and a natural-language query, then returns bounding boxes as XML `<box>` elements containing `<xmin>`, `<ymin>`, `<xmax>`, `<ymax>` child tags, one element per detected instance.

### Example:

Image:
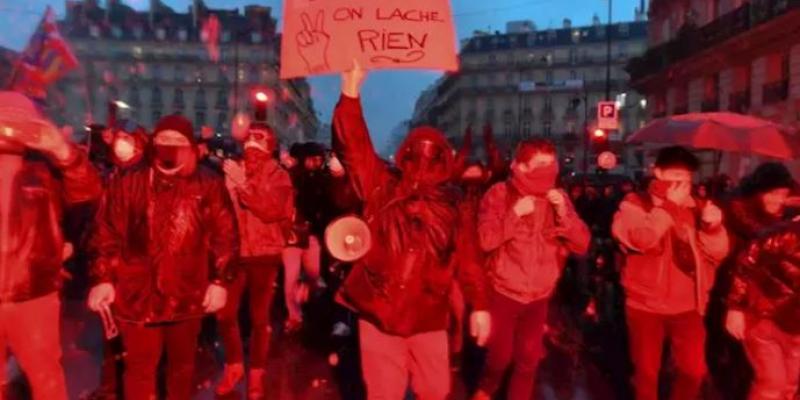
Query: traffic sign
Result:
<box><xmin>597</xmin><ymin>151</ymin><xmax>618</xmax><ymax>170</ymax></box>
<box><xmin>597</xmin><ymin>101</ymin><xmax>618</xmax><ymax>130</ymax></box>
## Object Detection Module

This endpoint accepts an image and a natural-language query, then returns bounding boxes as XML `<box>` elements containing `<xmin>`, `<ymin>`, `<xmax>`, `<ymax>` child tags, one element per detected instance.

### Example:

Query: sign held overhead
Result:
<box><xmin>281</xmin><ymin>0</ymin><xmax>460</xmax><ymax>78</ymax></box>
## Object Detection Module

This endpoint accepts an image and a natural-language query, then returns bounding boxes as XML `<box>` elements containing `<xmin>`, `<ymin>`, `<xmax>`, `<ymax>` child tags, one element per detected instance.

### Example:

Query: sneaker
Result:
<box><xmin>248</xmin><ymin>368</ymin><xmax>267</xmax><ymax>399</ymax></box>
<box><xmin>331</xmin><ymin>322</ymin><xmax>351</xmax><ymax>337</ymax></box>
<box><xmin>215</xmin><ymin>363</ymin><xmax>244</xmax><ymax>396</ymax></box>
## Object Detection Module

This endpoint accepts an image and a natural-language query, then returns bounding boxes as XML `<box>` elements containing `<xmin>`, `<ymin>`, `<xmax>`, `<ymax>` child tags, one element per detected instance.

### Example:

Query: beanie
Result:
<box><xmin>154</xmin><ymin>114</ymin><xmax>195</xmax><ymax>145</ymax></box>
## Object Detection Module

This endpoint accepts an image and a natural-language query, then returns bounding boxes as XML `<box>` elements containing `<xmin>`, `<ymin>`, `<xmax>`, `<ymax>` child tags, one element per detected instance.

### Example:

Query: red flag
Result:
<box><xmin>201</xmin><ymin>15</ymin><xmax>221</xmax><ymax>62</ymax></box>
<box><xmin>10</xmin><ymin>7</ymin><xmax>79</xmax><ymax>99</ymax></box>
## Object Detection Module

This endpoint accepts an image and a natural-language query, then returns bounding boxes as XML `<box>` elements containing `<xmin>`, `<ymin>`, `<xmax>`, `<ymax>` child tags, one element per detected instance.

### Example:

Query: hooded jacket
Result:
<box><xmin>332</xmin><ymin>95</ymin><xmax>487</xmax><ymax>337</ymax></box>
<box><xmin>479</xmin><ymin>182</ymin><xmax>590</xmax><ymax>303</ymax></box>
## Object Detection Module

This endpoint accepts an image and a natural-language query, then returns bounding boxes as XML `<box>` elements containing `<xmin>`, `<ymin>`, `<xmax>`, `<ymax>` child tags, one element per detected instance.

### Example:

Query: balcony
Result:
<box><xmin>701</xmin><ymin>98</ymin><xmax>719</xmax><ymax>112</ymax></box>
<box><xmin>763</xmin><ymin>79</ymin><xmax>789</xmax><ymax>104</ymax></box>
<box><xmin>729</xmin><ymin>90</ymin><xmax>751</xmax><ymax>113</ymax></box>
<box><xmin>627</xmin><ymin>0</ymin><xmax>800</xmax><ymax>82</ymax></box>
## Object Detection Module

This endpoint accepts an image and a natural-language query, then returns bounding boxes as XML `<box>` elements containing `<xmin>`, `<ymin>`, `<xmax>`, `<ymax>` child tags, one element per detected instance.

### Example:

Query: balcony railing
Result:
<box><xmin>701</xmin><ymin>98</ymin><xmax>719</xmax><ymax>112</ymax></box>
<box><xmin>627</xmin><ymin>0</ymin><xmax>800</xmax><ymax>82</ymax></box>
<box><xmin>763</xmin><ymin>79</ymin><xmax>789</xmax><ymax>104</ymax></box>
<box><xmin>729</xmin><ymin>90</ymin><xmax>751</xmax><ymax>113</ymax></box>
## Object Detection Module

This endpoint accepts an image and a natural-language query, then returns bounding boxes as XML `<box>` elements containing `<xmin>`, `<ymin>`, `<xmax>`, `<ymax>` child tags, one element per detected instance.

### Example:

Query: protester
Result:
<box><xmin>87</xmin><ymin>118</ymin><xmax>150</xmax><ymax>400</ymax></box>
<box><xmin>612</xmin><ymin>146</ymin><xmax>729</xmax><ymax>400</ymax></box>
<box><xmin>332</xmin><ymin>60</ymin><xmax>490</xmax><ymax>400</ymax></box>
<box><xmin>282</xmin><ymin>141</ymin><xmax>333</xmax><ymax>331</ymax></box>
<box><xmin>472</xmin><ymin>138</ymin><xmax>590</xmax><ymax>400</ymax></box>
<box><xmin>712</xmin><ymin>162</ymin><xmax>796</xmax><ymax>400</ymax></box>
<box><xmin>726</xmin><ymin>217</ymin><xmax>800</xmax><ymax>400</ymax></box>
<box><xmin>215</xmin><ymin>122</ymin><xmax>294</xmax><ymax>398</ymax></box>
<box><xmin>0</xmin><ymin>91</ymin><xmax>101</xmax><ymax>400</ymax></box>
<box><xmin>87</xmin><ymin>114</ymin><xmax>238</xmax><ymax>400</ymax></box>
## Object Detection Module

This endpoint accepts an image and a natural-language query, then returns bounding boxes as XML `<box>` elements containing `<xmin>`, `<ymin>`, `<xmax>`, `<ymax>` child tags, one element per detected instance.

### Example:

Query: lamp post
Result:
<box><xmin>605</xmin><ymin>0</ymin><xmax>613</xmax><ymax>101</ymax></box>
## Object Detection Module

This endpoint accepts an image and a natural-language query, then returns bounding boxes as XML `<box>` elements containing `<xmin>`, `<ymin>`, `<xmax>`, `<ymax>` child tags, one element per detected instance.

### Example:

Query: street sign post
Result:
<box><xmin>597</xmin><ymin>101</ymin><xmax>618</xmax><ymax>130</ymax></box>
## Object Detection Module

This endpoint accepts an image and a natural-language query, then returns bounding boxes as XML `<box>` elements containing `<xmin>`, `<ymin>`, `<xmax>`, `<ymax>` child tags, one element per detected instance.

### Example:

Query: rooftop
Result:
<box><xmin>61</xmin><ymin>0</ymin><xmax>277</xmax><ymax>44</ymax></box>
<box><xmin>461</xmin><ymin>20</ymin><xmax>647</xmax><ymax>53</ymax></box>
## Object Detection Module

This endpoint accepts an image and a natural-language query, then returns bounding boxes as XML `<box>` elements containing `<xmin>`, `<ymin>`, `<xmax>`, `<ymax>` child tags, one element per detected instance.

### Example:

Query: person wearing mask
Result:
<box><xmin>86</xmin><ymin>119</ymin><xmax>150</xmax><ymax>400</ymax></box>
<box><xmin>333</xmin><ymin>61</ymin><xmax>490</xmax><ymax>400</ymax></box>
<box><xmin>87</xmin><ymin>114</ymin><xmax>237</xmax><ymax>400</ymax></box>
<box><xmin>708</xmin><ymin>162</ymin><xmax>796</xmax><ymax>399</ymax></box>
<box><xmin>612</xmin><ymin>146</ymin><xmax>729</xmax><ymax>400</ymax></box>
<box><xmin>0</xmin><ymin>91</ymin><xmax>101</xmax><ymax>400</ymax></box>
<box><xmin>472</xmin><ymin>139</ymin><xmax>590</xmax><ymax>400</ymax></box>
<box><xmin>215</xmin><ymin>122</ymin><xmax>294</xmax><ymax>399</ymax></box>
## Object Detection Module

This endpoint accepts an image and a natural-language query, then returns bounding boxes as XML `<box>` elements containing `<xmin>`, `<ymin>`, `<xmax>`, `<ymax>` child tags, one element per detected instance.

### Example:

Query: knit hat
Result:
<box><xmin>741</xmin><ymin>162</ymin><xmax>797</xmax><ymax>196</ymax></box>
<box><xmin>154</xmin><ymin>114</ymin><xmax>195</xmax><ymax>145</ymax></box>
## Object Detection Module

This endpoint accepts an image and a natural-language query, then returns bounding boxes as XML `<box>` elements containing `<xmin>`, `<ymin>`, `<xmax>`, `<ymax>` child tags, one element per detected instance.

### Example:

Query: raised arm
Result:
<box><xmin>331</xmin><ymin>61</ymin><xmax>390</xmax><ymax>201</ymax></box>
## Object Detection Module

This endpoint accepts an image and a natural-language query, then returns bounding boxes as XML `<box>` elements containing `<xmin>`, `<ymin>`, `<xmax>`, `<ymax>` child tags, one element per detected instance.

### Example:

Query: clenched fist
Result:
<box><xmin>702</xmin><ymin>203</ymin><xmax>723</xmax><ymax>228</ymax></box>
<box><xmin>203</xmin><ymin>283</ymin><xmax>228</xmax><ymax>313</ymax></box>
<box><xmin>546</xmin><ymin>189</ymin><xmax>568</xmax><ymax>217</ymax></box>
<box><xmin>470</xmin><ymin>311</ymin><xmax>491</xmax><ymax>347</ymax></box>
<box><xmin>513</xmin><ymin>196</ymin><xmax>536</xmax><ymax>217</ymax></box>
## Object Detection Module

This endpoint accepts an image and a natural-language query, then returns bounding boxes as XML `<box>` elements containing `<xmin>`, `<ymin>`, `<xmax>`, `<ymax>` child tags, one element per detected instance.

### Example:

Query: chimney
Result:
<box><xmin>592</xmin><ymin>14</ymin><xmax>601</xmax><ymax>26</ymax></box>
<box><xmin>563</xmin><ymin>18</ymin><xmax>572</xmax><ymax>29</ymax></box>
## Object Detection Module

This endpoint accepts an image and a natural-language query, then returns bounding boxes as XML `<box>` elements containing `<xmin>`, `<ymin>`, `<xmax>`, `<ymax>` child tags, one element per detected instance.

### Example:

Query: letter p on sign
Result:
<box><xmin>597</xmin><ymin>101</ymin><xmax>618</xmax><ymax>130</ymax></box>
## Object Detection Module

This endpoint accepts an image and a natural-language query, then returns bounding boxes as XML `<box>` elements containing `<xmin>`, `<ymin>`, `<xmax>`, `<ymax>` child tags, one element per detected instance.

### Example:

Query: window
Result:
<box><xmin>128</xmin><ymin>88</ymin><xmax>141</xmax><ymax>107</ymax></box>
<box><xmin>195</xmin><ymin>111</ymin><xmax>206</xmax><ymax>127</ymax></box>
<box><xmin>174</xmin><ymin>88</ymin><xmax>184</xmax><ymax>108</ymax></box>
<box><xmin>152</xmin><ymin>110</ymin><xmax>162</xmax><ymax>125</ymax></box>
<box><xmin>569</xmin><ymin>48</ymin><xmax>577</xmax><ymax>65</ymax></box>
<box><xmin>546</xmin><ymin>70</ymin><xmax>554</xmax><ymax>84</ymax></box>
<box><xmin>216</xmin><ymin>89</ymin><xmax>228</xmax><ymax>109</ymax></box>
<box><xmin>617</xmin><ymin>43</ymin><xmax>628</xmax><ymax>59</ymax></box>
<box><xmin>151</xmin><ymin>87</ymin><xmax>163</xmax><ymax>106</ymax></box>
<box><xmin>178</xmin><ymin>29</ymin><xmax>188</xmax><ymax>42</ymax></box>
<box><xmin>522</xmin><ymin>120</ymin><xmax>532</xmax><ymax>137</ymax></box>
<box><xmin>217</xmin><ymin>112</ymin><xmax>228</xmax><ymax>130</ymax></box>
<box><xmin>111</xmin><ymin>26</ymin><xmax>123</xmax><ymax>39</ymax></box>
<box><xmin>570</xmin><ymin>70</ymin><xmax>578</xmax><ymax>80</ymax></box>
<box><xmin>543</xmin><ymin>122</ymin><xmax>552</xmax><ymax>137</ymax></box>
<box><xmin>251</xmin><ymin>32</ymin><xmax>262</xmax><ymax>44</ymax></box>
<box><xmin>156</xmin><ymin>28</ymin><xmax>166</xmax><ymax>41</ymax></box>
<box><xmin>222</xmin><ymin>31</ymin><xmax>231</xmax><ymax>43</ymax></box>
<box><xmin>195</xmin><ymin>89</ymin><xmax>207</xmax><ymax>109</ymax></box>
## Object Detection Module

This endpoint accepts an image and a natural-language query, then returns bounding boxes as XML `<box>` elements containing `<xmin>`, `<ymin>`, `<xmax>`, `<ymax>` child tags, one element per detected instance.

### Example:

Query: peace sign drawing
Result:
<box><xmin>295</xmin><ymin>10</ymin><xmax>330</xmax><ymax>74</ymax></box>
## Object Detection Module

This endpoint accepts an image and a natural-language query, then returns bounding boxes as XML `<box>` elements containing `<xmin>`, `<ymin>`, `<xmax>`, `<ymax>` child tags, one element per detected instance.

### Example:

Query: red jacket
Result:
<box><xmin>91</xmin><ymin>166</ymin><xmax>238</xmax><ymax>324</ymax></box>
<box><xmin>0</xmin><ymin>148</ymin><xmax>101</xmax><ymax>303</ymax></box>
<box><xmin>478</xmin><ymin>182</ymin><xmax>590</xmax><ymax>303</ymax></box>
<box><xmin>333</xmin><ymin>95</ymin><xmax>487</xmax><ymax>337</ymax></box>
<box><xmin>225</xmin><ymin>159</ymin><xmax>293</xmax><ymax>257</ymax></box>
<box><xmin>612</xmin><ymin>192</ymin><xmax>729</xmax><ymax>315</ymax></box>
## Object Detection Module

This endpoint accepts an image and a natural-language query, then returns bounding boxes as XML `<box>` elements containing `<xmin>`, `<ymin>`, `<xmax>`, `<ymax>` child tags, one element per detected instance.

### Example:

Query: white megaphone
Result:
<box><xmin>325</xmin><ymin>215</ymin><xmax>372</xmax><ymax>262</ymax></box>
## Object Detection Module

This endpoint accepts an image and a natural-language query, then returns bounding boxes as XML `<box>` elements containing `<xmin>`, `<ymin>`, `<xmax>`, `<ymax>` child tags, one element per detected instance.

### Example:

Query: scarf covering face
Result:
<box><xmin>511</xmin><ymin>162</ymin><xmax>559</xmax><ymax>196</ymax></box>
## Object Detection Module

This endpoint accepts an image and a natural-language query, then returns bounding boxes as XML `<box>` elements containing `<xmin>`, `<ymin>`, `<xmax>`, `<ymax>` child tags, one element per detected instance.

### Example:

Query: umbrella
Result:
<box><xmin>626</xmin><ymin>112</ymin><xmax>800</xmax><ymax>160</ymax></box>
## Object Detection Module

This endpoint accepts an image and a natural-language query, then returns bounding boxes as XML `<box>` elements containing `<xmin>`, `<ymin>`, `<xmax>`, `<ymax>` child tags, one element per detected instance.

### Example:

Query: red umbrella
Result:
<box><xmin>626</xmin><ymin>112</ymin><xmax>800</xmax><ymax>160</ymax></box>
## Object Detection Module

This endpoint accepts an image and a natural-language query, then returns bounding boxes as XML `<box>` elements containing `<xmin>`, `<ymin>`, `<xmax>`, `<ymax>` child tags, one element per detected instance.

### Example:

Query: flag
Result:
<box><xmin>9</xmin><ymin>6</ymin><xmax>79</xmax><ymax>99</ymax></box>
<box><xmin>201</xmin><ymin>14</ymin><xmax>221</xmax><ymax>63</ymax></box>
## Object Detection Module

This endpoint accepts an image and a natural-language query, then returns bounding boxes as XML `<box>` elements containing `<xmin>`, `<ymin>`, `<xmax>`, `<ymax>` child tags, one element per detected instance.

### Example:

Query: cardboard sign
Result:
<box><xmin>280</xmin><ymin>0</ymin><xmax>459</xmax><ymax>78</ymax></box>
<box><xmin>597</xmin><ymin>101</ymin><xmax>619</xmax><ymax>130</ymax></box>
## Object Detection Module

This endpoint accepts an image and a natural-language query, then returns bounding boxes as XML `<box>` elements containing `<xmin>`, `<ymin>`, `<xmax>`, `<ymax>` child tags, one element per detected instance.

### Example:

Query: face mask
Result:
<box><xmin>154</xmin><ymin>145</ymin><xmax>195</xmax><ymax>176</ymax></box>
<box><xmin>113</xmin><ymin>137</ymin><xmax>136</xmax><ymax>163</ymax></box>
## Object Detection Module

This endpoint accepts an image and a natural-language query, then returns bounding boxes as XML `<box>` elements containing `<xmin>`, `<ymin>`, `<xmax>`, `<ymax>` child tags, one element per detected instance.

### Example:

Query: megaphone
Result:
<box><xmin>325</xmin><ymin>215</ymin><xmax>372</xmax><ymax>262</ymax></box>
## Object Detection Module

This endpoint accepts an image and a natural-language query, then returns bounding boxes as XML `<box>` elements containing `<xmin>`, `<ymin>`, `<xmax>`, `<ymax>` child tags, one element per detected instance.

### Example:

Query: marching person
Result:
<box><xmin>87</xmin><ymin>119</ymin><xmax>150</xmax><ymax>400</ymax></box>
<box><xmin>215</xmin><ymin>122</ymin><xmax>294</xmax><ymax>399</ymax></box>
<box><xmin>87</xmin><ymin>114</ymin><xmax>237</xmax><ymax>400</ymax></box>
<box><xmin>612</xmin><ymin>146</ymin><xmax>730</xmax><ymax>400</ymax></box>
<box><xmin>0</xmin><ymin>91</ymin><xmax>101</xmax><ymax>400</ymax></box>
<box><xmin>473</xmin><ymin>138</ymin><xmax>590</xmax><ymax>400</ymax></box>
<box><xmin>333</xmin><ymin>60</ymin><xmax>490</xmax><ymax>400</ymax></box>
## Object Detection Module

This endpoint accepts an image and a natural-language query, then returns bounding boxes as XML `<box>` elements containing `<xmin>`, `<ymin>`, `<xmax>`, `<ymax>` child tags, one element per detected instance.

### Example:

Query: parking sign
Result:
<box><xmin>597</xmin><ymin>101</ymin><xmax>618</xmax><ymax>130</ymax></box>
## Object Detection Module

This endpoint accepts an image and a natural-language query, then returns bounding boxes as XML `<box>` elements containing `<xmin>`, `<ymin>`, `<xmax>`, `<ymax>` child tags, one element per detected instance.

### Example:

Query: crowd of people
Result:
<box><xmin>1</xmin><ymin>61</ymin><xmax>800</xmax><ymax>400</ymax></box>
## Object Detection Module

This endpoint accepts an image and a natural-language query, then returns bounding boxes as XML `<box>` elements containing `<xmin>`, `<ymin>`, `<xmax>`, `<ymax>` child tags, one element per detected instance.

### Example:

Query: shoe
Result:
<box><xmin>331</xmin><ymin>322</ymin><xmax>351</xmax><ymax>337</ymax></box>
<box><xmin>471</xmin><ymin>389</ymin><xmax>492</xmax><ymax>400</ymax></box>
<box><xmin>215</xmin><ymin>363</ymin><xmax>244</xmax><ymax>396</ymax></box>
<box><xmin>285</xmin><ymin>318</ymin><xmax>303</xmax><ymax>334</ymax></box>
<box><xmin>248</xmin><ymin>368</ymin><xmax>267</xmax><ymax>399</ymax></box>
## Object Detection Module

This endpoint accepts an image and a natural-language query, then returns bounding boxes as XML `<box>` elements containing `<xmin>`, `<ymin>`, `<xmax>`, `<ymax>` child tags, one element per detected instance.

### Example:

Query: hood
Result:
<box><xmin>394</xmin><ymin>126</ymin><xmax>455</xmax><ymax>185</ymax></box>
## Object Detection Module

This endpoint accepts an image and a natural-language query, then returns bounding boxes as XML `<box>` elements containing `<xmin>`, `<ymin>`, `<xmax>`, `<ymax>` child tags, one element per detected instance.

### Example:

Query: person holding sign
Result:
<box><xmin>332</xmin><ymin>61</ymin><xmax>491</xmax><ymax>400</ymax></box>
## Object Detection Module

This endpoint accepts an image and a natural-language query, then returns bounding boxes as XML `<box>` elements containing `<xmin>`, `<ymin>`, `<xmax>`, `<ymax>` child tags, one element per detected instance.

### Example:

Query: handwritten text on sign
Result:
<box><xmin>280</xmin><ymin>0</ymin><xmax>459</xmax><ymax>79</ymax></box>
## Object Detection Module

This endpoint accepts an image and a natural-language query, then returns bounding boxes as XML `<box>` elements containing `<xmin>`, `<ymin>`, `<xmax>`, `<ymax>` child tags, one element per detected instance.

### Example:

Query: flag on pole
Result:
<box><xmin>9</xmin><ymin>6</ymin><xmax>79</xmax><ymax>100</ymax></box>
<box><xmin>201</xmin><ymin>14</ymin><xmax>221</xmax><ymax>63</ymax></box>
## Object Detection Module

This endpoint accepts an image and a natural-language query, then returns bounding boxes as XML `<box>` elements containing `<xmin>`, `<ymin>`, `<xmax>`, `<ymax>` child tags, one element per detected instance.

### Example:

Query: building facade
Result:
<box><xmin>48</xmin><ymin>0</ymin><xmax>317</xmax><ymax>143</ymax></box>
<box><xmin>414</xmin><ymin>17</ymin><xmax>648</xmax><ymax>173</ymax></box>
<box><xmin>628</xmin><ymin>0</ymin><xmax>800</xmax><ymax>177</ymax></box>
